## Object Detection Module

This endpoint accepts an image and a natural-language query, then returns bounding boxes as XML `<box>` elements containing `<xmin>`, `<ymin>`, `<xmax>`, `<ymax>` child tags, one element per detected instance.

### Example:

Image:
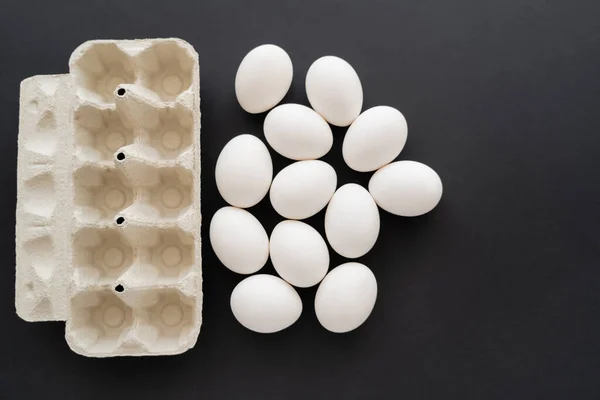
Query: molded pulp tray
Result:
<box><xmin>15</xmin><ymin>39</ymin><xmax>202</xmax><ymax>357</ymax></box>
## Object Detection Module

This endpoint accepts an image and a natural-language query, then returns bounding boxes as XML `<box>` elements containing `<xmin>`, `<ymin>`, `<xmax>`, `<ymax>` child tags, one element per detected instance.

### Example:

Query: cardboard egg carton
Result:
<box><xmin>15</xmin><ymin>39</ymin><xmax>202</xmax><ymax>357</ymax></box>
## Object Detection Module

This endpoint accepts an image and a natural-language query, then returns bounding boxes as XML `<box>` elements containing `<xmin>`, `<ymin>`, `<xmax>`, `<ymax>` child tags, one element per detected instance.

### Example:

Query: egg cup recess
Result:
<box><xmin>16</xmin><ymin>38</ymin><xmax>202</xmax><ymax>357</ymax></box>
<box><xmin>67</xmin><ymin>289</ymin><xmax>135</xmax><ymax>356</ymax></box>
<box><xmin>146</xmin><ymin>105</ymin><xmax>194</xmax><ymax>159</ymax></box>
<box><xmin>135</xmin><ymin>41</ymin><xmax>196</xmax><ymax>101</ymax></box>
<box><xmin>74</xmin><ymin>166</ymin><xmax>134</xmax><ymax>223</ymax></box>
<box><xmin>70</xmin><ymin>42</ymin><xmax>136</xmax><ymax>105</ymax></box>
<box><xmin>73</xmin><ymin>227</ymin><xmax>134</xmax><ymax>286</ymax></box>
<box><xmin>74</xmin><ymin>105</ymin><xmax>133</xmax><ymax>163</ymax></box>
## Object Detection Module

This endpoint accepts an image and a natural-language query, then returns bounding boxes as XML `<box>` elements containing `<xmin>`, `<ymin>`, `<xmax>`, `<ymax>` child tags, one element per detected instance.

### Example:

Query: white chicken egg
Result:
<box><xmin>270</xmin><ymin>220</ymin><xmax>329</xmax><ymax>288</ymax></box>
<box><xmin>324</xmin><ymin>183</ymin><xmax>380</xmax><ymax>258</ymax></box>
<box><xmin>215</xmin><ymin>134</ymin><xmax>273</xmax><ymax>208</ymax></box>
<box><xmin>305</xmin><ymin>56</ymin><xmax>363</xmax><ymax>127</ymax></box>
<box><xmin>369</xmin><ymin>160</ymin><xmax>443</xmax><ymax>217</ymax></box>
<box><xmin>263</xmin><ymin>103</ymin><xmax>333</xmax><ymax>160</ymax></box>
<box><xmin>315</xmin><ymin>262</ymin><xmax>377</xmax><ymax>333</ymax></box>
<box><xmin>235</xmin><ymin>44</ymin><xmax>293</xmax><ymax>114</ymax></box>
<box><xmin>343</xmin><ymin>106</ymin><xmax>408</xmax><ymax>172</ymax></box>
<box><xmin>270</xmin><ymin>160</ymin><xmax>337</xmax><ymax>220</ymax></box>
<box><xmin>209</xmin><ymin>206</ymin><xmax>269</xmax><ymax>274</ymax></box>
<box><xmin>230</xmin><ymin>274</ymin><xmax>302</xmax><ymax>333</ymax></box>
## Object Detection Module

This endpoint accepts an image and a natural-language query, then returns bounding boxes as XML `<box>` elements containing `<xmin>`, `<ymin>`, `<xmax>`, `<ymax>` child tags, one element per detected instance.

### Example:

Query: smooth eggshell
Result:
<box><xmin>270</xmin><ymin>220</ymin><xmax>329</xmax><ymax>288</ymax></box>
<box><xmin>305</xmin><ymin>56</ymin><xmax>363</xmax><ymax>127</ymax></box>
<box><xmin>264</xmin><ymin>103</ymin><xmax>333</xmax><ymax>160</ymax></box>
<box><xmin>343</xmin><ymin>106</ymin><xmax>408</xmax><ymax>172</ymax></box>
<box><xmin>215</xmin><ymin>134</ymin><xmax>273</xmax><ymax>208</ymax></box>
<box><xmin>231</xmin><ymin>274</ymin><xmax>302</xmax><ymax>333</ymax></box>
<box><xmin>324</xmin><ymin>183</ymin><xmax>379</xmax><ymax>258</ymax></box>
<box><xmin>315</xmin><ymin>262</ymin><xmax>377</xmax><ymax>333</ymax></box>
<box><xmin>235</xmin><ymin>44</ymin><xmax>293</xmax><ymax>114</ymax></box>
<box><xmin>369</xmin><ymin>161</ymin><xmax>443</xmax><ymax>217</ymax></box>
<box><xmin>210</xmin><ymin>207</ymin><xmax>269</xmax><ymax>274</ymax></box>
<box><xmin>270</xmin><ymin>160</ymin><xmax>337</xmax><ymax>220</ymax></box>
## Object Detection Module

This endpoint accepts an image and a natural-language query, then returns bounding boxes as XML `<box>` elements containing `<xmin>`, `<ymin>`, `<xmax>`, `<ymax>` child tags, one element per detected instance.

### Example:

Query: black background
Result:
<box><xmin>1</xmin><ymin>0</ymin><xmax>600</xmax><ymax>399</ymax></box>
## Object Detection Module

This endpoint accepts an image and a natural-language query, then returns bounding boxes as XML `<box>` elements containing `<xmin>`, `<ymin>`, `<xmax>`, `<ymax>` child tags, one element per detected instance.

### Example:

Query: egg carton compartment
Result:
<box><xmin>16</xmin><ymin>38</ymin><xmax>201</xmax><ymax>357</ymax></box>
<box><xmin>133</xmin><ymin>41</ymin><xmax>196</xmax><ymax>101</ymax></box>
<box><xmin>112</xmin><ymin>227</ymin><xmax>195</xmax><ymax>285</ymax></box>
<box><xmin>71</xmin><ymin>39</ymin><xmax>196</xmax><ymax>105</ymax></box>
<box><xmin>73</xmin><ymin>227</ymin><xmax>134</xmax><ymax>286</ymax></box>
<box><xmin>79</xmin><ymin>225</ymin><xmax>195</xmax><ymax>288</ymax></box>
<box><xmin>145</xmin><ymin>105</ymin><xmax>194</xmax><ymax>159</ymax></box>
<box><xmin>74</xmin><ymin>166</ymin><xmax>134</xmax><ymax>223</ymax></box>
<box><xmin>103</xmin><ymin>165</ymin><xmax>193</xmax><ymax>227</ymax></box>
<box><xmin>70</xmin><ymin>43</ymin><xmax>136</xmax><ymax>105</ymax></box>
<box><xmin>74</xmin><ymin>104</ymin><xmax>133</xmax><ymax>163</ymax></box>
<box><xmin>141</xmin><ymin>167</ymin><xmax>194</xmax><ymax>219</ymax></box>
<box><xmin>113</xmin><ymin>84</ymin><xmax>195</xmax><ymax>161</ymax></box>
<box><xmin>137</xmin><ymin>289</ymin><xmax>197</xmax><ymax>354</ymax></box>
<box><xmin>149</xmin><ymin>169</ymin><xmax>193</xmax><ymax>218</ymax></box>
<box><xmin>67</xmin><ymin>287</ymin><xmax>197</xmax><ymax>357</ymax></box>
<box><xmin>67</xmin><ymin>289</ymin><xmax>135</xmax><ymax>356</ymax></box>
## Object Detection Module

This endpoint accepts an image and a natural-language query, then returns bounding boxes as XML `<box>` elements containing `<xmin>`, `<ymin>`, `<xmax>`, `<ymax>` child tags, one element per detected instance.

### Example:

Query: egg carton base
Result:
<box><xmin>15</xmin><ymin>38</ymin><xmax>202</xmax><ymax>357</ymax></box>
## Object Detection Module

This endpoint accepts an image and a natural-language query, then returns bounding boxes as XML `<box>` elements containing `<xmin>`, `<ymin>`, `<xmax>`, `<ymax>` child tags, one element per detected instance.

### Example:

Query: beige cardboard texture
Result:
<box><xmin>15</xmin><ymin>39</ymin><xmax>202</xmax><ymax>357</ymax></box>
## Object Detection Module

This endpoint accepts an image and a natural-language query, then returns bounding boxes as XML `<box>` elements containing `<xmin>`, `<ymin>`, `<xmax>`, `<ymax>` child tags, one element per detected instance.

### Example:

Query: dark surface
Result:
<box><xmin>1</xmin><ymin>0</ymin><xmax>600</xmax><ymax>399</ymax></box>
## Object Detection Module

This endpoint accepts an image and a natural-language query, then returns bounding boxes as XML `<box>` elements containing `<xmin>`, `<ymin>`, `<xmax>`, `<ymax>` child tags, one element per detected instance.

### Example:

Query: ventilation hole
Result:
<box><xmin>114</xmin><ymin>284</ymin><xmax>124</xmax><ymax>293</ymax></box>
<box><xmin>116</xmin><ymin>216</ymin><xmax>125</xmax><ymax>225</ymax></box>
<box><xmin>117</xmin><ymin>88</ymin><xmax>126</xmax><ymax>96</ymax></box>
<box><xmin>116</xmin><ymin>152</ymin><xmax>125</xmax><ymax>161</ymax></box>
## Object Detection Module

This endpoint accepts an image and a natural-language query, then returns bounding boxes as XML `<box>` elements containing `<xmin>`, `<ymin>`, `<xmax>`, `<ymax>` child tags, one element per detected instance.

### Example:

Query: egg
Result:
<box><xmin>305</xmin><ymin>56</ymin><xmax>363</xmax><ymax>127</ymax></box>
<box><xmin>369</xmin><ymin>161</ymin><xmax>443</xmax><ymax>217</ymax></box>
<box><xmin>324</xmin><ymin>183</ymin><xmax>379</xmax><ymax>258</ymax></box>
<box><xmin>270</xmin><ymin>160</ymin><xmax>337</xmax><ymax>220</ymax></box>
<box><xmin>209</xmin><ymin>206</ymin><xmax>269</xmax><ymax>274</ymax></box>
<box><xmin>270</xmin><ymin>220</ymin><xmax>329</xmax><ymax>288</ymax></box>
<box><xmin>343</xmin><ymin>106</ymin><xmax>408</xmax><ymax>172</ymax></box>
<box><xmin>230</xmin><ymin>274</ymin><xmax>302</xmax><ymax>333</ymax></box>
<box><xmin>315</xmin><ymin>262</ymin><xmax>377</xmax><ymax>333</ymax></box>
<box><xmin>215</xmin><ymin>134</ymin><xmax>273</xmax><ymax>208</ymax></box>
<box><xmin>235</xmin><ymin>44</ymin><xmax>293</xmax><ymax>114</ymax></box>
<box><xmin>263</xmin><ymin>103</ymin><xmax>333</xmax><ymax>160</ymax></box>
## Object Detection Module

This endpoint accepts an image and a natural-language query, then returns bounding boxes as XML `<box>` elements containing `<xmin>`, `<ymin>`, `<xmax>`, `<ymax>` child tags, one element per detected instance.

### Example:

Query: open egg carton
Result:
<box><xmin>15</xmin><ymin>39</ymin><xmax>202</xmax><ymax>357</ymax></box>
